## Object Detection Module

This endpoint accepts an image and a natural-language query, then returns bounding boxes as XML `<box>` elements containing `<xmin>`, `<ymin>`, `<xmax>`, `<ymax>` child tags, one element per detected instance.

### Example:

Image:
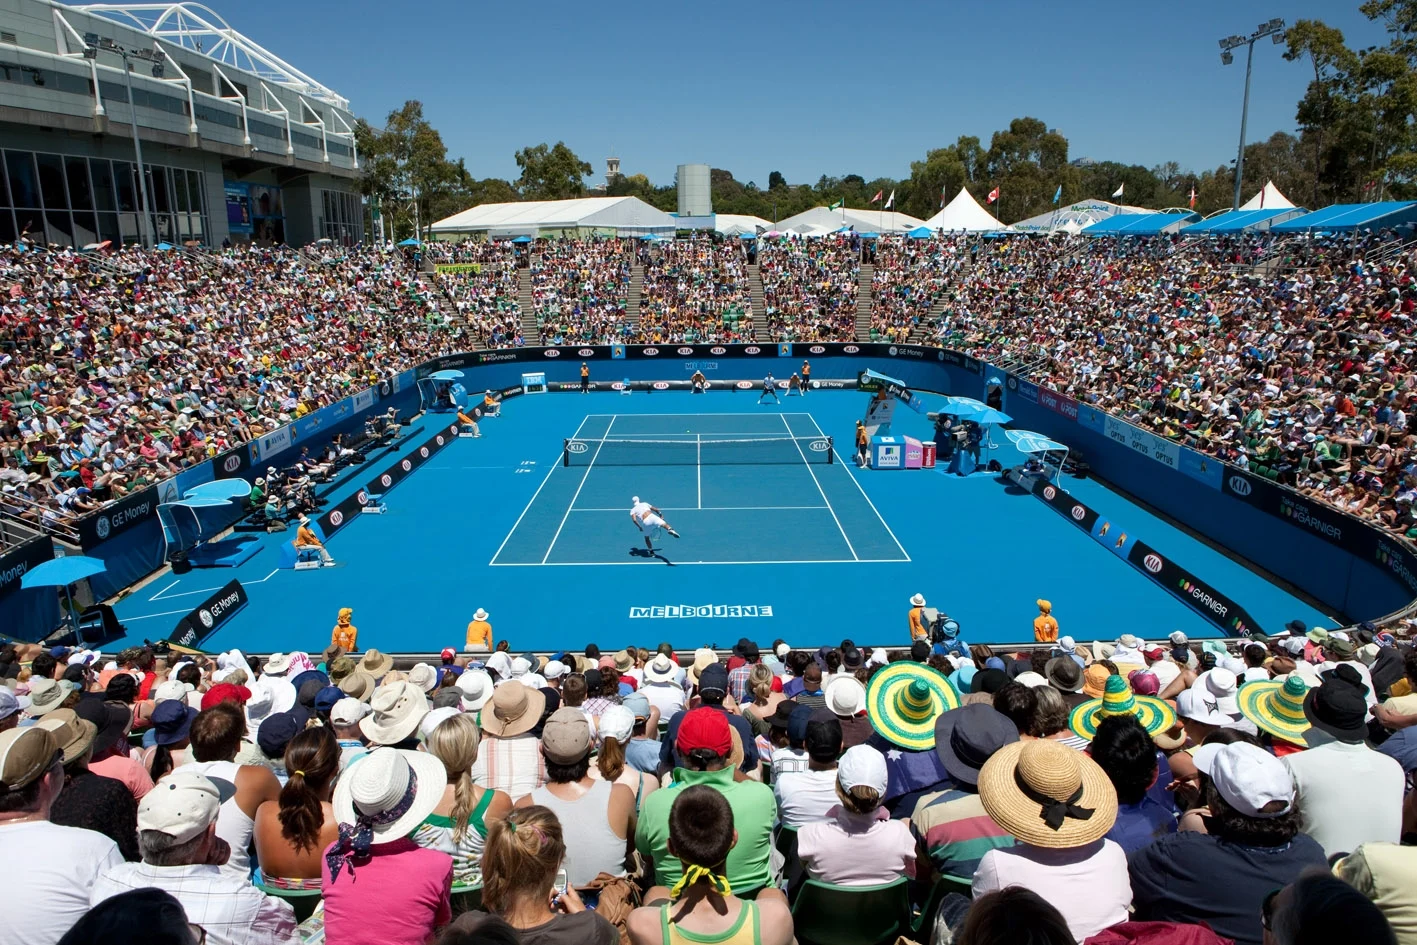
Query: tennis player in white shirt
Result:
<box><xmin>630</xmin><ymin>495</ymin><xmax>679</xmax><ymax>554</ymax></box>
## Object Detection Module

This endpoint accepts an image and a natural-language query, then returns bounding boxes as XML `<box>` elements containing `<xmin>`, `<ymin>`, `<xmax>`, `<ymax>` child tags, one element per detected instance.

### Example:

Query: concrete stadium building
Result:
<box><xmin>0</xmin><ymin>0</ymin><xmax>364</xmax><ymax>247</ymax></box>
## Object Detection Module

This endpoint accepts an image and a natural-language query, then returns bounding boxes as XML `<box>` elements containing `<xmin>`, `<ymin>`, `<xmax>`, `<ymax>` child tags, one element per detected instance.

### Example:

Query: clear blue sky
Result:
<box><xmin>208</xmin><ymin>0</ymin><xmax>1386</xmax><ymax>188</ymax></box>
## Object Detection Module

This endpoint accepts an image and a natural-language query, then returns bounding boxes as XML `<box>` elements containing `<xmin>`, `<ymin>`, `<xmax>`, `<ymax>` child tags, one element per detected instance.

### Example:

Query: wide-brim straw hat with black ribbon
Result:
<box><xmin>978</xmin><ymin>739</ymin><xmax>1118</xmax><ymax>849</ymax></box>
<box><xmin>1238</xmin><ymin>675</ymin><xmax>1313</xmax><ymax>746</ymax></box>
<box><xmin>866</xmin><ymin>662</ymin><xmax>960</xmax><ymax>751</ymax></box>
<box><xmin>1069</xmin><ymin>674</ymin><xmax>1177</xmax><ymax>741</ymax></box>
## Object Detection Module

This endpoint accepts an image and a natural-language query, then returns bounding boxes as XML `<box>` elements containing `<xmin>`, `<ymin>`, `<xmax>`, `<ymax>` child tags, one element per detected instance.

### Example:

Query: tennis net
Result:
<box><xmin>562</xmin><ymin>435</ymin><xmax>833</xmax><ymax>466</ymax></box>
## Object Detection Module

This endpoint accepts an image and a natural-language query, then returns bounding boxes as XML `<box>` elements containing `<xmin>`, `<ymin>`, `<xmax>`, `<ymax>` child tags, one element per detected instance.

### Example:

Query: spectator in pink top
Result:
<box><xmin>322</xmin><ymin>747</ymin><xmax>452</xmax><ymax>945</ymax></box>
<box><xmin>78</xmin><ymin>699</ymin><xmax>153</xmax><ymax>802</ymax></box>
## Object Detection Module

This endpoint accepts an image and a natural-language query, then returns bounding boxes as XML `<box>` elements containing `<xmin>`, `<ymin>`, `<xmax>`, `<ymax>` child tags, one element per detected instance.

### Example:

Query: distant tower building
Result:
<box><xmin>606</xmin><ymin>156</ymin><xmax>621</xmax><ymax>188</ymax></box>
<box><xmin>676</xmin><ymin>163</ymin><xmax>711</xmax><ymax>216</ymax></box>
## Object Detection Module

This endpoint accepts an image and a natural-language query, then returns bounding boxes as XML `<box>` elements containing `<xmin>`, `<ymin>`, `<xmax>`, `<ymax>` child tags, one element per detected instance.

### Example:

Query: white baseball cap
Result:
<box><xmin>543</xmin><ymin>660</ymin><xmax>569</xmax><ymax>679</ymax></box>
<box><xmin>1192</xmin><ymin>742</ymin><xmax>1295</xmax><ymax>818</ymax></box>
<box><xmin>418</xmin><ymin>706</ymin><xmax>460</xmax><ymax>740</ymax></box>
<box><xmin>836</xmin><ymin>744</ymin><xmax>889</xmax><ymax>795</ymax></box>
<box><xmin>138</xmin><ymin>771</ymin><xmax>227</xmax><ymax>843</ymax></box>
<box><xmin>1175</xmin><ymin>689</ymin><xmax>1230</xmax><ymax>726</ymax></box>
<box><xmin>598</xmin><ymin>705</ymin><xmax>635</xmax><ymax>743</ymax></box>
<box><xmin>330</xmin><ymin>697</ymin><xmax>372</xmax><ymax>726</ymax></box>
<box><xmin>152</xmin><ymin>679</ymin><xmax>193</xmax><ymax>704</ymax></box>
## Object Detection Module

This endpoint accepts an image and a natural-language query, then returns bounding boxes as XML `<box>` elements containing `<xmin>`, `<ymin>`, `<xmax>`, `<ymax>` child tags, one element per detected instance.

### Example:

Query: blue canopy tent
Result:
<box><xmin>159</xmin><ymin>488</ymin><xmax>261</xmax><ymax>569</ymax></box>
<box><xmin>1083</xmin><ymin>212</ymin><xmax>1201</xmax><ymax>236</ymax></box>
<box><xmin>907</xmin><ymin>226</ymin><xmax>934</xmax><ymax>239</ymax></box>
<box><xmin>1270</xmin><ymin>201</ymin><xmax>1417</xmax><ymax>233</ymax></box>
<box><xmin>1006</xmin><ymin>429</ymin><xmax>1069</xmax><ymax>481</ymax></box>
<box><xmin>397</xmin><ymin>238</ymin><xmax>421</xmax><ymax>247</ymax></box>
<box><xmin>739</xmin><ymin>233</ymin><xmax>757</xmax><ymax>240</ymax></box>
<box><xmin>858</xmin><ymin>232</ymin><xmax>880</xmax><ymax>239</ymax></box>
<box><xmin>1181</xmin><ymin>207</ymin><xmax>1305</xmax><ymax>234</ymax></box>
<box><xmin>510</xmin><ymin>235</ymin><xmax>533</xmax><ymax>243</ymax></box>
<box><xmin>155</xmin><ymin>242</ymin><xmax>175</xmax><ymax>251</ymax></box>
<box><xmin>21</xmin><ymin>555</ymin><xmax>107</xmax><ymax>641</ymax></box>
<box><xmin>419</xmin><ymin>370</ymin><xmax>467</xmax><ymax>413</ymax></box>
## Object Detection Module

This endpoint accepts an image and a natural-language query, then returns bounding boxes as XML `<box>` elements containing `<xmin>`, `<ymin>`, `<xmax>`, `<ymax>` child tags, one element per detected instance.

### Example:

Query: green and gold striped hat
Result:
<box><xmin>865</xmin><ymin>662</ymin><xmax>960</xmax><ymax>751</ymax></box>
<box><xmin>1238</xmin><ymin>675</ymin><xmax>1313</xmax><ymax>746</ymax></box>
<box><xmin>1069</xmin><ymin>674</ymin><xmax>1177</xmax><ymax>741</ymax></box>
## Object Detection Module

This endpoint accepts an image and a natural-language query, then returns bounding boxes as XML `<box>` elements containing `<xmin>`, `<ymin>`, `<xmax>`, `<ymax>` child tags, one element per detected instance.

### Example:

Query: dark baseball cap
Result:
<box><xmin>804</xmin><ymin>709</ymin><xmax>843</xmax><ymax>763</ymax></box>
<box><xmin>698</xmin><ymin>664</ymin><xmax>729</xmax><ymax>699</ymax></box>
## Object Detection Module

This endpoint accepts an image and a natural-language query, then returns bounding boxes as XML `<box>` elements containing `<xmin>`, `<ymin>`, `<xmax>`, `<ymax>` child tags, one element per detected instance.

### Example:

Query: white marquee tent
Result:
<box><xmin>429</xmin><ymin>196</ymin><xmax>676</xmax><ymax>238</ymax></box>
<box><xmin>772</xmin><ymin>206</ymin><xmax>926</xmax><ymax>235</ymax></box>
<box><xmin>1008</xmin><ymin>198</ymin><xmax>1149</xmax><ymax>234</ymax></box>
<box><xmin>919</xmin><ymin>188</ymin><xmax>1008</xmax><ymax>232</ymax></box>
<box><xmin>1238</xmin><ymin>181</ymin><xmax>1296</xmax><ymax>211</ymax></box>
<box><xmin>713</xmin><ymin>214</ymin><xmax>772</xmax><ymax>236</ymax></box>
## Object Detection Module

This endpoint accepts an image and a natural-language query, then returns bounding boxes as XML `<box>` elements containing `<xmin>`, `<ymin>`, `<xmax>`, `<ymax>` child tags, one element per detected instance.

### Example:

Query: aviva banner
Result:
<box><xmin>434</xmin><ymin>263</ymin><xmax>481</xmax><ymax>274</ymax></box>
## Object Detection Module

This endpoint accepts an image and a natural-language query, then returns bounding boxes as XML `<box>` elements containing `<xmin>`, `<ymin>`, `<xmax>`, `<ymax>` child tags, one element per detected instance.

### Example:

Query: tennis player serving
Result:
<box><xmin>630</xmin><ymin>495</ymin><xmax>680</xmax><ymax>553</ymax></box>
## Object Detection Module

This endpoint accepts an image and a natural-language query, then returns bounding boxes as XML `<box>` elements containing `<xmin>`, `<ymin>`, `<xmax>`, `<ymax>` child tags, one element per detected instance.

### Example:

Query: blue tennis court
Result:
<box><xmin>107</xmin><ymin>390</ymin><xmax>1336</xmax><ymax>654</ymax></box>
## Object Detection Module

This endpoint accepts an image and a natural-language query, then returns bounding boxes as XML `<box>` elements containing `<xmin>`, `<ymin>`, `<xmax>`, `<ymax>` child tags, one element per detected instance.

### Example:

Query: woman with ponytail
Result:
<box><xmin>253</xmin><ymin>725</ymin><xmax>341</xmax><ymax>886</ymax></box>
<box><xmin>414</xmin><ymin>712</ymin><xmax>512</xmax><ymax>886</ymax></box>
<box><xmin>627</xmin><ymin>786</ymin><xmax>794</xmax><ymax>945</ymax></box>
<box><xmin>478</xmin><ymin>805</ymin><xmax>618</xmax><ymax>945</ymax></box>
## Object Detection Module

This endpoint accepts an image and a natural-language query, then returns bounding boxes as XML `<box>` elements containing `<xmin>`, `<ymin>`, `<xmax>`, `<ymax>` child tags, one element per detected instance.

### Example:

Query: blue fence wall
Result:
<box><xmin>14</xmin><ymin>341</ymin><xmax>1411</xmax><ymax>644</ymax></box>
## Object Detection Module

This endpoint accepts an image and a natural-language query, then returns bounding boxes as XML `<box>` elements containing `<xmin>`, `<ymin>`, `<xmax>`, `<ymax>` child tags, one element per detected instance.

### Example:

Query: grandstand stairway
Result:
<box><xmin>518</xmin><ymin>255</ymin><xmax>540</xmax><ymax>345</ymax></box>
<box><xmin>628</xmin><ymin>262</ymin><xmax>644</xmax><ymax>337</ymax></box>
<box><xmin>908</xmin><ymin>295</ymin><xmax>950</xmax><ymax>344</ymax></box>
<box><xmin>855</xmin><ymin>263</ymin><xmax>874</xmax><ymax>341</ymax></box>
<box><xmin>747</xmin><ymin>264</ymin><xmax>769</xmax><ymax>342</ymax></box>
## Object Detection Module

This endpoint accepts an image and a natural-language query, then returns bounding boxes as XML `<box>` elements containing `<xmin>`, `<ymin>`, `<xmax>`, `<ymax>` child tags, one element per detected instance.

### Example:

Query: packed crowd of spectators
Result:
<box><xmin>529</xmin><ymin>240</ymin><xmax>634</xmax><ymax>345</ymax></box>
<box><xmin>0</xmin><ymin>241</ymin><xmax>467</xmax><ymax>533</ymax></box>
<box><xmin>425</xmin><ymin>243</ymin><xmax>524</xmax><ymax>349</ymax></box>
<box><xmin>868</xmin><ymin>236</ymin><xmax>967</xmax><ymax>343</ymax></box>
<box><xmin>758</xmin><ymin>237</ymin><xmax>862</xmax><ymax>342</ymax></box>
<box><xmin>1</xmin><ymin>620</ymin><xmax>1413</xmax><ymax>945</ymax></box>
<box><xmin>636</xmin><ymin>241</ymin><xmax>753</xmax><ymax>344</ymax></box>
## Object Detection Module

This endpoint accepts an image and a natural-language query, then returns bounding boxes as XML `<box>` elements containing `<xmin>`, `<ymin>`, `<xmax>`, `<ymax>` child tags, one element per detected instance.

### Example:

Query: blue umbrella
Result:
<box><xmin>22</xmin><ymin>555</ymin><xmax>108</xmax><ymax>641</ymax></box>
<box><xmin>184</xmin><ymin>479</ymin><xmax>252</xmax><ymax>501</ymax></box>
<box><xmin>959</xmin><ymin>404</ymin><xmax>1012</xmax><ymax>425</ymax></box>
<box><xmin>155</xmin><ymin>242</ymin><xmax>175</xmax><ymax>251</ymax></box>
<box><xmin>430</xmin><ymin>369</ymin><xmax>465</xmax><ymax>380</ymax></box>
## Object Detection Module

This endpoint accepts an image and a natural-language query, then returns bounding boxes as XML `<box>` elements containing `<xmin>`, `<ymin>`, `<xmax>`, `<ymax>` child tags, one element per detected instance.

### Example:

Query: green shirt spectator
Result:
<box><xmin>635</xmin><ymin>709</ymin><xmax>775</xmax><ymax>894</ymax></box>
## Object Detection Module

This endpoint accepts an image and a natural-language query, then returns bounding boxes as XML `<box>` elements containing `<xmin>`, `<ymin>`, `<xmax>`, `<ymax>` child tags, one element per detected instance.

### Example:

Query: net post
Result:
<box><xmin>827</xmin><ymin>436</ymin><xmax>834</xmax><ymax>464</ymax></box>
<box><xmin>562</xmin><ymin>439</ymin><xmax>570</xmax><ymax>467</ymax></box>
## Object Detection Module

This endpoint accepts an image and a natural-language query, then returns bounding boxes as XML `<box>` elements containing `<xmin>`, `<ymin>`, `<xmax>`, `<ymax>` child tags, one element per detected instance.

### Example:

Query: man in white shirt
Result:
<box><xmin>1284</xmin><ymin>665</ymin><xmax>1405</xmax><ymax>858</ymax></box>
<box><xmin>774</xmin><ymin>711</ymin><xmax>843</xmax><ymax>827</ymax></box>
<box><xmin>641</xmin><ymin>653</ymin><xmax>687</xmax><ymax>719</ymax></box>
<box><xmin>91</xmin><ymin>770</ymin><xmax>298</xmax><ymax>945</ymax></box>
<box><xmin>0</xmin><ymin>726</ymin><xmax>124</xmax><ymax>945</ymax></box>
<box><xmin>629</xmin><ymin>495</ymin><xmax>679</xmax><ymax>555</ymax></box>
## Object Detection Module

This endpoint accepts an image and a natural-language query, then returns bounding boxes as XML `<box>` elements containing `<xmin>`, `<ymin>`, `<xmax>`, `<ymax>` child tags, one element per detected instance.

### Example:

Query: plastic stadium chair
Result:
<box><xmin>790</xmin><ymin>878</ymin><xmax>912</xmax><ymax>945</ymax></box>
<box><xmin>774</xmin><ymin>824</ymin><xmax>803</xmax><ymax>891</ymax></box>
<box><xmin>450</xmin><ymin>883</ymin><xmax>483</xmax><ymax>915</ymax></box>
<box><xmin>256</xmin><ymin>884</ymin><xmax>322</xmax><ymax>923</ymax></box>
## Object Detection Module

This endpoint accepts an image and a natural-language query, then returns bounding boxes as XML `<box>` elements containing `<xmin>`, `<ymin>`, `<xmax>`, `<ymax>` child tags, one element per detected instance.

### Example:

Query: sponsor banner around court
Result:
<box><xmin>169</xmin><ymin>578</ymin><xmax>248</xmax><ymax>648</ymax></box>
<box><xmin>366</xmin><ymin>423</ymin><xmax>460</xmax><ymax>497</ymax></box>
<box><xmin>1374</xmin><ymin>535</ymin><xmax>1417</xmax><ymax>599</ymax></box>
<box><xmin>1007</xmin><ymin>375</ymin><xmax>1039</xmax><ymax>404</ymax></box>
<box><xmin>1076</xmin><ymin>403</ymin><xmax>1107</xmax><ymax>435</ymax></box>
<box><xmin>422</xmin><ymin>343</ymin><xmax>985</xmax><ymax>374</ymax></box>
<box><xmin>317</xmin><ymin>488</ymin><xmax>371</xmax><ymax>540</ymax></box>
<box><xmin>1032</xmin><ymin>478</ymin><xmax>1100</xmax><ymax>534</ymax></box>
<box><xmin>77</xmin><ymin>485</ymin><xmax>159</xmax><ymax>549</ymax></box>
<box><xmin>212</xmin><ymin>446</ymin><xmax>250</xmax><ymax>479</ymax></box>
<box><xmin>1177</xmin><ymin>448</ymin><xmax>1223</xmax><ymax>490</ymax></box>
<box><xmin>248</xmin><ymin>426</ymin><xmax>292</xmax><ymax>464</ymax></box>
<box><xmin>1127</xmin><ymin>539</ymin><xmax>1263</xmax><ymax>637</ymax></box>
<box><xmin>352</xmin><ymin>388</ymin><xmax>377</xmax><ymax>412</ymax></box>
<box><xmin>1037</xmin><ymin>387</ymin><xmax>1080</xmax><ymax>422</ymax></box>
<box><xmin>1103</xmin><ymin>416</ymin><xmax>1179</xmax><ymax>469</ymax></box>
<box><xmin>1221</xmin><ymin>469</ymin><xmax>1351</xmax><ymax>551</ymax></box>
<box><xmin>0</xmin><ymin>535</ymin><xmax>55</xmax><ymax>603</ymax></box>
<box><xmin>433</xmin><ymin>263</ymin><xmax>481</xmax><ymax>274</ymax></box>
<box><xmin>629</xmin><ymin>604</ymin><xmax>775</xmax><ymax>619</ymax></box>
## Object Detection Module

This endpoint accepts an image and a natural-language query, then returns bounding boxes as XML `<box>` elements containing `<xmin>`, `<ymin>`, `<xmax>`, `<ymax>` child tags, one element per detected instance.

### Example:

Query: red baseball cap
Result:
<box><xmin>440</xmin><ymin>648</ymin><xmax>456</xmax><ymax>662</ymax></box>
<box><xmin>200</xmin><ymin>683</ymin><xmax>251</xmax><ymax>710</ymax></box>
<box><xmin>676</xmin><ymin>707</ymin><xmax>732</xmax><ymax>757</ymax></box>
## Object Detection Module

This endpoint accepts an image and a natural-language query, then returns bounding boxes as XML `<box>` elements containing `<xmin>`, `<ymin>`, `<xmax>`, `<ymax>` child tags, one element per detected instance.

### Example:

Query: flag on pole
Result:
<box><xmin>940</xmin><ymin>185</ymin><xmax>948</xmax><ymax>208</ymax></box>
<box><xmin>884</xmin><ymin>190</ymin><xmax>895</xmax><ymax>210</ymax></box>
<box><xmin>1053</xmin><ymin>185</ymin><xmax>1062</xmax><ymax>205</ymax></box>
<box><xmin>1111</xmin><ymin>183</ymin><xmax>1125</xmax><ymax>198</ymax></box>
<box><xmin>987</xmin><ymin>187</ymin><xmax>1000</xmax><ymax>204</ymax></box>
<box><xmin>828</xmin><ymin>199</ymin><xmax>843</xmax><ymax>210</ymax></box>
<box><xmin>1188</xmin><ymin>186</ymin><xmax>1197</xmax><ymax>209</ymax></box>
<box><xmin>870</xmin><ymin>190</ymin><xmax>883</xmax><ymax>204</ymax></box>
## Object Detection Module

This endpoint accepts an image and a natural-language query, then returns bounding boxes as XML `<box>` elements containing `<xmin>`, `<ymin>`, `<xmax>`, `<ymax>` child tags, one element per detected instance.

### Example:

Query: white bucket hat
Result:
<box><xmin>455</xmin><ymin>669</ymin><xmax>494</xmax><ymax>712</ymax></box>
<box><xmin>645</xmin><ymin>654</ymin><xmax>678</xmax><ymax>684</ymax></box>
<box><xmin>359</xmin><ymin>681</ymin><xmax>429</xmax><ymax>746</ymax></box>
<box><xmin>330</xmin><ymin>747</ymin><xmax>446</xmax><ymax>878</ymax></box>
<box><xmin>407</xmin><ymin>663</ymin><xmax>439</xmax><ymax>693</ymax></box>
<box><xmin>825</xmin><ymin>676</ymin><xmax>866</xmax><ymax>717</ymax></box>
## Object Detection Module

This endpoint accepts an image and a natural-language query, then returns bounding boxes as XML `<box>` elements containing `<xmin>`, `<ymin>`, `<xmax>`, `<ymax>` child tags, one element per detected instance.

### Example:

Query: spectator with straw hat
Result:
<box><xmin>472</xmin><ymin>681</ymin><xmax>547</xmax><ymax>799</ymax></box>
<box><xmin>973</xmin><ymin>738</ymin><xmax>1128</xmax><ymax>942</ymax></box>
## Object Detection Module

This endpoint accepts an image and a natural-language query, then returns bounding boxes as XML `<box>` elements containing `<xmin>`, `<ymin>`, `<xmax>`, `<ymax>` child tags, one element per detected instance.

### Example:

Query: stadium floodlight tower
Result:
<box><xmin>82</xmin><ymin>33</ymin><xmax>166</xmax><ymax>249</ymax></box>
<box><xmin>1219</xmin><ymin>18</ymin><xmax>1286</xmax><ymax>212</ymax></box>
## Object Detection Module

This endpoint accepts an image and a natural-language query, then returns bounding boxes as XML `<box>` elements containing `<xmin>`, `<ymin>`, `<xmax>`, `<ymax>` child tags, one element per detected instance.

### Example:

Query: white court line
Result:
<box><xmin>121</xmin><ymin>607</ymin><xmax>197</xmax><ymax>622</ymax></box>
<box><xmin>490</xmin><ymin>558</ymin><xmax>908</xmax><ymax>567</ymax></box>
<box><xmin>583</xmin><ymin>413</ymin><xmax>814</xmax><ymax>418</ymax></box>
<box><xmin>541</xmin><ymin>415</ymin><xmax>613</xmax><ymax>564</ymax></box>
<box><xmin>806</xmin><ymin>413</ymin><xmax>911</xmax><ymax>562</ymax></box>
<box><xmin>782</xmin><ymin>414</ymin><xmax>858</xmax><ymax>561</ymax></box>
<box><xmin>149</xmin><ymin>585</ymin><xmax>223</xmax><ymax>602</ymax></box>
<box><xmin>697</xmin><ymin>434</ymin><xmax>702</xmax><ymax>509</ymax></box>
<box><xmin>489</xmin><ymin>415</ymin><xmax>590</xmax><ymax>565</ymax></box>
<box><xmin>126</xmin><ymin>569</ymin><xmax>279</xmax><ymax>622</ymax></box>
<box><xmin>570</xmin><ymin>506</ymin><xmax>829</xmax><ymax>512</ymax></box>
<box><xmin>147</xmin><ymin>579</ymin><xmax>179</xmax><ymax>602</ymax></box>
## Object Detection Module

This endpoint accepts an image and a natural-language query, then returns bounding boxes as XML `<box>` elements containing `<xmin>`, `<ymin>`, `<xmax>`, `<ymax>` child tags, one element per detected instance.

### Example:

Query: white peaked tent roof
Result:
<box><xmin>1238</xmin><ymin>181</ymin><xmax>1296</xmax><ymax>212</ymax></box>
<box><xmin>429</xmin><ymin>196</ymin><xmax>675</xmax><ymax>235</ymax></box>
<box><xmin>1010</xmin><ymin>199</ymin><xmax>1149</xmax><ymax>233</ymax></box>
<box><xmin>713</xmin><ymin>214</ymin><xmax>772</xmax><ymax>236</ymax></box>
<box><xmin>773</xmin><ymin>206</ymin><xmax>926</xmax><ymax>235</ymax></box>
<box><xmin>920</xmin><ymin>188</ymin><xmax>1008</xmax><ymax>232</ymax></box>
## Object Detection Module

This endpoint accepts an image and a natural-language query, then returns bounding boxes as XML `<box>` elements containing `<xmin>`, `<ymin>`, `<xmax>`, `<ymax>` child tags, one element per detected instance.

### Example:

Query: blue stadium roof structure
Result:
<box><xmin>1182</xmin><ymin>208</ymin><xmax>1306</xmax><ymax>234</ymax></box>
<box><xmin>1083</xmin><ymin>212</ymin><xmax>1201</xmax><ymax>236</ymax></box>
<box><xmin>1270</xmin><ymin>202</ymin><xmax>1417</xmax><ymax>233</ymax></box>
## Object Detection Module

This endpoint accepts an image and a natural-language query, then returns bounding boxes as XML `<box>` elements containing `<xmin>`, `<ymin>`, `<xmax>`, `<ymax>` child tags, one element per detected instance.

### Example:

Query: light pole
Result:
<box><xmin>1220</xmin><ymin>19</ymin><xmax>1286</xmax><ymax>212</ymax></box>
<box><xmin>83</xmin><ymin>34</ymin><xmax>166</xmax><ymax>248</ymax></box>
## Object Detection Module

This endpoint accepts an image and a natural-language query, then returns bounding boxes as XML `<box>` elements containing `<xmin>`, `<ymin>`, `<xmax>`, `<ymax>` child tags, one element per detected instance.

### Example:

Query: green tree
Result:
<box><xmin>354</xmin><ymin>100</ymin><xmax>458</xmax><ymax>239</ymax></box>
<box><xmin>514</xmin><ymin>142</ymin><xmax>594</xmax><ymax>199</ymax></box>
<box><xmin>767</xmin><ymin>170</ymin><xmax>787</xmax><ymax>190</ymax></box>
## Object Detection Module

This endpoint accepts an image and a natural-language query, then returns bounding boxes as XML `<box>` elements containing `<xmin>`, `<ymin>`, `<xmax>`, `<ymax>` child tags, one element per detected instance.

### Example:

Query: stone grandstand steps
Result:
<box><xmin>628</xmin><ymin>262</ymin><xmax>644</xmax><ymax>337</ymax></box>
<box><xmin>518</xmin><ymin>255</ymin><xmax>540</xmax><ymax>345</ymax></box>
<box><xmin>748</xmin><ymin>264</ymin><xmax>768</xmax><ymax>341</ymax></box>
<box><xmin>855</xmin><ymin>263</ymin><xmax>874</xmax><ymax>341</ymax></box>
<box><xmin>909</xmin><ymin>295</ymin><xmax>950</xmax><ymax>344</ymax></box>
